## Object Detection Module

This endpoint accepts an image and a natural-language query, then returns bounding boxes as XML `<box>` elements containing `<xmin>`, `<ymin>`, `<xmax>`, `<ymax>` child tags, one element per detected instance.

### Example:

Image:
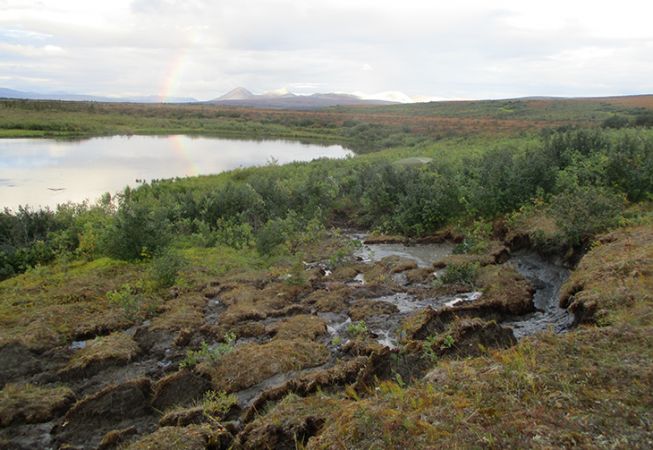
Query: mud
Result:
<box><xmin>503</xmin><ymin>251</ymin><xmax>574</xmax><ymax>338</ymax></box>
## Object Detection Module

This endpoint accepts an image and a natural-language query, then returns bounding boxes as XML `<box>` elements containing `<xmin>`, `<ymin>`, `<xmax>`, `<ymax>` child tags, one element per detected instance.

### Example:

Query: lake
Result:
<box><xmin>0</xmin><ymin>135</ymin><xmax>353</xmax><ymax>211</ymax></box>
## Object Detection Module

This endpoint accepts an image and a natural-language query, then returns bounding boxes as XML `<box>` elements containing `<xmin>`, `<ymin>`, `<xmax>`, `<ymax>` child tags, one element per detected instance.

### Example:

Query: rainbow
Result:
<box><xmin>159</xmin><ymin>29</ymin><xmax>203</xmax><ymax>102</ymax></box>
<box><xmin>170</xmin><ymin>135</ymin><xmax>202</xmax><ymax>177</ymax></box>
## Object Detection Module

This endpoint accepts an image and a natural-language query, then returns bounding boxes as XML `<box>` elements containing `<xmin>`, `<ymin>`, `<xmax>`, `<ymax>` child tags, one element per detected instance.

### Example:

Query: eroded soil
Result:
<box><xmin>0</xmin><ymin>236</ymin><xmax>577</xmax><ymax>449</ymax></box>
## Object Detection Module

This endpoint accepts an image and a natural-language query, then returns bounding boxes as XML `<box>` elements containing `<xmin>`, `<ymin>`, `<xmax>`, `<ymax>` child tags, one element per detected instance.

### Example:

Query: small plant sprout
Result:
<box><xmin>180</xmin><ymin>333</ymin><xmax>237</xmax><ymax>369</ymax></box>
<box><xmin>107</xmin><ymin>284</ymin><xmax>139</xmax><ymax>319</ymax></box>
<box><xmin>202</xmin><ymin>390</ymin><xmax>238</xmax><ymax>420</ymax></box>
<box><xmin>346</xmin><ymin>320</ymin><xmax>368</xmax><ymax>338</ymax></box>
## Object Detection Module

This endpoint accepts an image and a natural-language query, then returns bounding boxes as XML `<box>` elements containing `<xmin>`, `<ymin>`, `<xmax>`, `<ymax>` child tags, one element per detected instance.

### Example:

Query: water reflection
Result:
<box><xmin>0</xmin><ymin>135</ymin><xmax>353</xmax><ymax>210</ymax></box>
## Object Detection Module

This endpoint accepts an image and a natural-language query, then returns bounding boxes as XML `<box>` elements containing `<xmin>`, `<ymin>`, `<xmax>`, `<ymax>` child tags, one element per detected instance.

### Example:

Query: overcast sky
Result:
<box><xmin>1</xmin><ymin>0</ymin><xmax>652</xmax><ymax>101</ymax></box>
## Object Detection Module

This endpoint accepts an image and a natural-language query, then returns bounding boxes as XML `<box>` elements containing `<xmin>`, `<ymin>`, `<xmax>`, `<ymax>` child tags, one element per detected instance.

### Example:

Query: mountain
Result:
<box><xmin>214</xmin><ymin>87</ymin><xmax>257</xmax><ymax>101</ymax></box>
<box><xmin>0</xmin><ymin>87</ymin><xmax>197</xmax><ymax>103</ymax></box>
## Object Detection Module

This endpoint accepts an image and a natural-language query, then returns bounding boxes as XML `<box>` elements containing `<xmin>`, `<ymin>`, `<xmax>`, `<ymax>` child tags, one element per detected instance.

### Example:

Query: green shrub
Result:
<box><xmin>434</xmin><ymin>262</ymin><xmax>480</xmax><ymax>288</ymax></box>
<box><xmin>101</xmin><ymin>199</ymin><xmax>171</xmax><ymax>260</ymax></box>
<box><xmin>255</xmin><ymin>217</ymin><xmax>296</xmax><ymax>255</ymax></box>
<box><xmin>550</xmin><ymin>187</ymin><xmax>627</xmax><ymax>245</ymax></box>
<box><xmin>152</xmin><ymin>249</ymin><xmax>186</xmax><ymax>288</ymax></box>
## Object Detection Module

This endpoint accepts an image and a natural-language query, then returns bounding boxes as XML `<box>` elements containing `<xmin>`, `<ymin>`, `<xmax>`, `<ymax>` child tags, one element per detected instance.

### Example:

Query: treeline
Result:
<box><xmin>1</xmin><ymin>127</ymin><xmax>652</xmax><ymax>280</ymax></box>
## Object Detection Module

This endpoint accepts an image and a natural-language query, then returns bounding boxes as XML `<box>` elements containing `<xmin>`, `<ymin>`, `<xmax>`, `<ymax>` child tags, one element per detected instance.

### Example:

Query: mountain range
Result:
<box><xmin>205</xmin><ymin>87</ymin><xmax>407</xmax><ymax>109</ymax></box>
<box><xmin>0</xmin><ymin>86</ymin><xmax>448</xmax><ymax>109</ymax></box>
<box><xmin>0</xmin><ymin>88</ymin><xmax>197</xmax><ymax>104</ymax></box>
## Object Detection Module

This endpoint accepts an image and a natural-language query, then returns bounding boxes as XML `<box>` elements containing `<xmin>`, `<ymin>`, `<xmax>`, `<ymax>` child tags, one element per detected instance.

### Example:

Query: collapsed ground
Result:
<box><xmin>1</xmin><ymin>218</ymin><xmax>652</xmax><ymax>449</ymax></box>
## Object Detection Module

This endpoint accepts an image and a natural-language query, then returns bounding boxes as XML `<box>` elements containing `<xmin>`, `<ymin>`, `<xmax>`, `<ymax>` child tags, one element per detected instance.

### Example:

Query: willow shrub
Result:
<box><xmin>550</xmin><ymin>186</ymin><xmax>627</xmax><ymax>245</ymax></box>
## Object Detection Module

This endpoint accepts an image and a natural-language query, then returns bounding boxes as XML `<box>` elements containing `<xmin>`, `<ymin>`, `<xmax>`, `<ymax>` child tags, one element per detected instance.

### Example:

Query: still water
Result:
<box><xmin>0</xmin><ymin>135</ymin><xmax>353</xmax><ymax>211</ymax></box>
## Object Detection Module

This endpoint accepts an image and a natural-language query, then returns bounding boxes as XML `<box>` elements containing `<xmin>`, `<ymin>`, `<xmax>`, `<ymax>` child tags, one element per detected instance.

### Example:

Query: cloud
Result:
<box><xmin>0</xmin><ymin>0</ymin><xmax>652</xmax><ymax>100</ymax></box>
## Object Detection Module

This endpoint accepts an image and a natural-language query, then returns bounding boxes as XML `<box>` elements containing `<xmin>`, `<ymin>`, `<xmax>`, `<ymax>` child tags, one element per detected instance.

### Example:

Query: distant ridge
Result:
<box><xmin>207</xmin><ymin>87</ymin><xmax>397</xmax><ymax>109</ymax></box>
<box><xmin>0</xmin><ymin>87</ymin><xmax>198</xmax><ymax>103</ymax></box>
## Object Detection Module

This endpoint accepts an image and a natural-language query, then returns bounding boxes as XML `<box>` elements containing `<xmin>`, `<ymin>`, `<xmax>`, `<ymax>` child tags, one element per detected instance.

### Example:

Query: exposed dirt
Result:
<box><xmin>0</xmin><ymin>235</ymin><xmax>580</xmax><ymax>449</ymax></box>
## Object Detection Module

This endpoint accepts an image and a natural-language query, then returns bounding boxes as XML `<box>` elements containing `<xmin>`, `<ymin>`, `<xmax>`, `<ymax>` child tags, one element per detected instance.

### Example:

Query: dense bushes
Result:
<box><xmin>1</xmin><ymin>127</ymin><xmax>652</xmax><ymax>280</ymax></box>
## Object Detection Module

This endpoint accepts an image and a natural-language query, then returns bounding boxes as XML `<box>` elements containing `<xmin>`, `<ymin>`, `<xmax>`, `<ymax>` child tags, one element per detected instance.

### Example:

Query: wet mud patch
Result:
<box><xmin>151</xmin><ymin>369</ymin><xmax>212</xmax><ymax>412</ymax></box>
<box><xmin>53</xmin><ymin>378</ymin><xmax>156</xmax><ymax>448</ymax></box>
<box><xmin>0</xmin><ymin>343</ymin><xmax>42</xmax><ymax>387</ymax></box>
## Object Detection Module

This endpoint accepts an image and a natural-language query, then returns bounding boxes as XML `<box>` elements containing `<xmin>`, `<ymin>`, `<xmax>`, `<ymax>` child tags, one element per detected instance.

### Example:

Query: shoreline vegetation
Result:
<box><xmin>1</xmin><ymin>96</ymin><xmax>652</xmax><ymax>449</ymax></box>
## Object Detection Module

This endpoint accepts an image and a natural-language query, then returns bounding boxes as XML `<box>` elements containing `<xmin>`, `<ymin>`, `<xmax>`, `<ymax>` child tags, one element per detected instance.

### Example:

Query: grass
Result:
<box><xmin>308</xmin><ymin>326</ymin><xmax>653</xmax><ymax>449</ymax></box>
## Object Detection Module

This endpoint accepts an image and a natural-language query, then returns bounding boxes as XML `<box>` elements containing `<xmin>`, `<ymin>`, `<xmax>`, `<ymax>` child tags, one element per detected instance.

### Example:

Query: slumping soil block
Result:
<box><xmin>559</xmin><ymin>225</ymin><xmax>653</xmax><ymax>325</ymax></box>
<box><xmin>0</xmin><ymin>383</ymin><xmax>76</xmax><ymax>426</ymax></box>
<box><xmin>197</xmin><ymin>339</ymin><xmax>330</xmax><ymax>393</ymax></box>
<box><xmin>273</xmin><ymin>315</ymin><xmax>328</xmax><ymax>341</ymax></box>
<box><xmin>61</xmin><ymin>332</ymin><xmax>141</xmax><ymax>376</ymax></box>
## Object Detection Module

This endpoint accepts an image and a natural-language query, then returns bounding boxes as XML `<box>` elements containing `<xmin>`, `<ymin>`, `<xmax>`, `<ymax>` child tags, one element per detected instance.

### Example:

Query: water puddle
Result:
<box><xmin>352</xmin><ymin>234</ymin><xmax>454</xmax><ymax>268</ymax></box>
<box><xmin>347</xmin><ymin>234</ymin><xmax>574</xmax><ymax>342</ymax></box>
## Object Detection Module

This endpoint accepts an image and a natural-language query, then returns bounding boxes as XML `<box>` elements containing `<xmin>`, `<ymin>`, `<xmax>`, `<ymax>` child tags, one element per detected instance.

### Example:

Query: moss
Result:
<box><xmin>226</xmin><ymin>322</ymin><xmax>267</xmax><ymax>338</ymax></box>
<box><xmin>363</xmin><ymin>235</ymin><xmax>406</xmax><ymax>244</ymax></box>
<box><xmin>218</xmin><ymin>284</ymin><xmax>293</xmax><ymax>325</ymax></box>
<box><xmin>151</xmin><ymin>369</ymin><xmax>211</xmax><ymax>412</ymax></box>
<box><xmin>0</xmin><ymin>383</ymin><xmax>76</xmax><ymax>426</ymax></box>
<box><xmin>309</xmin><ymin>290</ymin><xmax>350</xmax><ymax>314</ymax></box>
<box><xmin>272</xmin><ymin>315</ymin><xmax>328</xmax><ymax>341</ymax></box>
<box><xmin>197</xmin><ymin>339</ymin><xmax>330</xmax><ymax>393</ymax></box>
<box><xmin>404</xmin><ymin>267</ymin><xmax>435</xmax><ymax>284</ymax></box>
<box><xmin>360</xmin><ymin>264</ymin><xmax>390</xmax><ymax>282</ymax></box>
<box><xmin>433</xmin><ymin>253</ymin><xmax>496</xmax><ymax>268</ymax></box>
<box><xmin>236</xmin><ymin>394</ymin><xmax>349</xmax><ymax>450</ymax></box>
<box><xmin>329</xmin><ymin>266</ymin><xmax>359</xmax><ymax>280</ymax></box>
<box><xmin>476</xmin><ymin>264</ymin><xmax>535</xmax><ymax>315</ymax></box>
<box><xmin>65</xmin><ymin>378</ymin><xmax>154</xmax><ymax>424</ymax></box>
<box><xmin>0</xmin><ymin>257</ymin><xmax>151</xmax><ymax>350</ymax></box>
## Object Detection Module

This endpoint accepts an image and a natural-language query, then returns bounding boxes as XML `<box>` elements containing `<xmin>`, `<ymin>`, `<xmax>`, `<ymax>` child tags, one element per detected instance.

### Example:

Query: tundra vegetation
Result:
<box><xmin>0</xmin><ymin>96</ymin><xmax>652</xmax><ymax>449</ymax></box>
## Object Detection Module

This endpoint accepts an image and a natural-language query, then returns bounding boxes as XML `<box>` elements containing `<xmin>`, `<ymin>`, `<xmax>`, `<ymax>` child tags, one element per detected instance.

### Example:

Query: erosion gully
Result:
<box><xmin>232</xmin><ymin>233</ymin><xmax>574</xmax><ymax>407</ymax></box>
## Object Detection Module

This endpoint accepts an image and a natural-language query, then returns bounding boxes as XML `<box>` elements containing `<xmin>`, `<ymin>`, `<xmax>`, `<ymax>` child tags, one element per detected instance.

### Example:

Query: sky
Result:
<box><xmin>1</xmin><ymin>0</ymin><xmax>652</xmax><ymax>101</ymax></box>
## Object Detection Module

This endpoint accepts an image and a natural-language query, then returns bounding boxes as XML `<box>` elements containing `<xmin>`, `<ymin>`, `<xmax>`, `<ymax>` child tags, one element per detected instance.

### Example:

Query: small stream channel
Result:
<box><xmin>329</xmin><ymin>234</ymin><xmax>575</xmax><ymax>344</ymax></box>
<box><xmin>228</xmin><ymin>235</ymin><xmax>574</xmax><ymax>407</ymax></box>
